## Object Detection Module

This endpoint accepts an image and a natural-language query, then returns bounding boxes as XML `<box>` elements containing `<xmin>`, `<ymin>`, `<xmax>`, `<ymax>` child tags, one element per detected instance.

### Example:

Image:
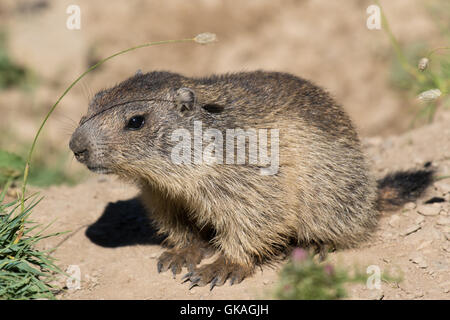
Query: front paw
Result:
<box><xmin>157</xmin><ymin>246</ymin><xmax>206</xmax><ymax>277</ymax></box>
<box><xmin>182</xmin><ymin>256</ymin><xmax>253</xmax><ymax>290</ymax></box>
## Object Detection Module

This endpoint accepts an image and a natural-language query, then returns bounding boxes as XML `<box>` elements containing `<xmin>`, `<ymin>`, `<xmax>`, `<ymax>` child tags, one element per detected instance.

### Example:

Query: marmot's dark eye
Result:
<box><xmin>126</xmin><ymin>115</ymin><xmax>145</xmax><ymax>130</ymax></box>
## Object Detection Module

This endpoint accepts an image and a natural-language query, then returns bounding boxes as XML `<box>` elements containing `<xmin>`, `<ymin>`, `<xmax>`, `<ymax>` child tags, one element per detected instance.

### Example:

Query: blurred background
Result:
<box><xmin>0</xmin><ymin>0</ymin><xmax>448</xmax><ymax>187</ymax></box>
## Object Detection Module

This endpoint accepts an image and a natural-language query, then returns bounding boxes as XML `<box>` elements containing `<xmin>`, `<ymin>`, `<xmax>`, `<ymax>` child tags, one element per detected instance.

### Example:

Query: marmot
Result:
<box><xmin>70</xmin><ymin>71</ymin><xmax>433</xmax><ymax>289</ymax></box>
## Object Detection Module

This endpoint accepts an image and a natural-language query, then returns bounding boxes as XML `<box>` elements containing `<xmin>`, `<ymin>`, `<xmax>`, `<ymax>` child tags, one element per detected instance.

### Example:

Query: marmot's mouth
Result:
<box><xmin>87</xmin><ymin>165</ymin><xmax>113</xmax><ymax>175</ymax></box>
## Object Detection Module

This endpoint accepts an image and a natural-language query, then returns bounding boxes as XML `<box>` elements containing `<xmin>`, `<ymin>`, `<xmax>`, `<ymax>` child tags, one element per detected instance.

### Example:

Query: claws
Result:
<box><xmin>159</xmin><ymin>253</ymin><xmax>251</xmax><ymax>290</ymax></box>
<box><xmin>210</xmin><ymin>277</ymin><xmax>218</xmax><ymax>291</ymax></box>
<box><xmin>182</xmin><ymin>272</ymin><xmax>193</xmax><ymax>282</ymax></box>
<box><xmin>189</xmin><ymin>279</ymin><xmax>199</xmax><ymax>290</ymax></box>
<box><xmin>171</xmin><ymin>265</ymin><xmax>178</xmax><ymax>279</ymax></box>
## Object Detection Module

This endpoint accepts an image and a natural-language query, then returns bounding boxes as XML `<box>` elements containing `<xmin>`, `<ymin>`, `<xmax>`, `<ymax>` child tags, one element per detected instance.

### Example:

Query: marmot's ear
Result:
<box><xmin>174</xmin><ymin>87</ymin><xmax>196</xmax><ymax>112</ymax></box>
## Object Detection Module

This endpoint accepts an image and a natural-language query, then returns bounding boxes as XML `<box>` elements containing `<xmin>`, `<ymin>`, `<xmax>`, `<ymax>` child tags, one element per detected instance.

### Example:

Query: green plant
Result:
<box><xmin>0</xmin><ymin>31</ymin><xmax>34</xmax><ymax>90</ymax></box>
<box><xmin>0</xmin><ymin>150</ymin><xmax>25</xmax><ymax>186</ymax></box>
<box><xmin>273</xmin><ymin>248</ymin><xmax>366</xmax><ymax>300</ymax></box>
<box><xmin>378</xmin><ymin>1</ymin><xmax>449</xmax><ymax>124</ymax></box>
<box><xmin>0</xmin><ymin>181</ymin><xmax>66</xmax><ymax>299</ymax></box>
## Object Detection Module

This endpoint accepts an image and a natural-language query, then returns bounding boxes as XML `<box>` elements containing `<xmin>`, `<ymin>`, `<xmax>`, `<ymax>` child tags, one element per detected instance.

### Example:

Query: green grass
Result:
<box><xmin>0</xmin><ymin>181</ymin><xmax>66</xmax><ymax>299</ymax></box>
<box><xmin>273</xmin><ymin>248</ymin><xmax>367</xmax><ymax>300</ymax></box>
<box><xmin>379</xmin><ymin>1</ymin><xmax>450</xmax><ymax>124</ymax></box>
<box><xmin>0</xmin><ymin>149</ymin><xmax>80</xmax><ymax>188</ymax></box>
<box><xmin>0</xmin><ymin>31</ymin><xmax>35</xmax><ymax>90</ymax></box>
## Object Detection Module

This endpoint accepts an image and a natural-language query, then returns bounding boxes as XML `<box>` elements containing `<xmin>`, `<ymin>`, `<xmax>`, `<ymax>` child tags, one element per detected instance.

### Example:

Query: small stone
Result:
<box><xmin>437</xmin><ymin>217</ymin><xmax>450</xmax><ymax>225</ymax></box>
<box><xmin>401</xmin><ymin>225</ymin><xmax>421</xmax><ymax>236</ymax></box>
<box><xmin>439</xmin><ymin>281</ymin><xmax>450</xmax><ymax>293</ymax></box>
<box><xmin>404</xmin><ymin>202</ymin><xmax>417</xmax><ymax>210</ymax></box>
<box><xmin>415</xmin><ymin>216</ymin><xmax>425</xmax><ymax>225</ymax></box>
<box><xmin>417</xmin><ymin>240</ymin><xmax>433</xmax><ymax>250</ymax></box>
<box><xmin>368</xmin><ymin>290</ymin><xmax>384</xmax><ymax>300</ymax></box>
<box><xmin>444</xmin><ymin>233</ymin><xmax>450</xmax><ymax>241</ymax></box>
<box><xmin>389</xmin><ymin>214</ymin><xmax>401</xmax><ymax>227</ymax></box>
<box><xmin>417</xmin><ymin>204</ymin><xmax>442</xmax><ymax>216</ymax></box>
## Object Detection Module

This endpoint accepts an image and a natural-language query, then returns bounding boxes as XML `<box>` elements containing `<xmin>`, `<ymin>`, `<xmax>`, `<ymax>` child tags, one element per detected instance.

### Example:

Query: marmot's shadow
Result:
<box><xmin>85</xmin><ymin>197</ymin><xmax>164</xmax><ymax>247</ymax></box>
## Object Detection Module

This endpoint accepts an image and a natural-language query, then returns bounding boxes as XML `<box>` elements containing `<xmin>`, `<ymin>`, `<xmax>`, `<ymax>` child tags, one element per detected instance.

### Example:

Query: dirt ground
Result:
<box><xmin>0</xmin><ymin>0</ymin><xmax>449</xmax><ymax>299</ymax></box>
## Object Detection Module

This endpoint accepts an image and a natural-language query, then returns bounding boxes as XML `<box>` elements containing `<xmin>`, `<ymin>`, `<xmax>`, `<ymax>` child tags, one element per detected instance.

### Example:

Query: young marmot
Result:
<box><xmin>70</xmin><ymin>71</ymin><xmax>432</xmax><ymax>289</ymax></box>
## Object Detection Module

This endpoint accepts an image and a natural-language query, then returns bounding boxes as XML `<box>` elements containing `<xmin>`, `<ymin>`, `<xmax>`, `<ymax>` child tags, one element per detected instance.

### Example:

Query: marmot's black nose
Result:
<box><xmin>69</xmin><ymin>135</ymin><xmax>90</xmax><ymax>164</ymax></box>
<box><xmin>73</xmin><ymin>148</ymin><xmax>89</xmax><ymax>162</ymax></box>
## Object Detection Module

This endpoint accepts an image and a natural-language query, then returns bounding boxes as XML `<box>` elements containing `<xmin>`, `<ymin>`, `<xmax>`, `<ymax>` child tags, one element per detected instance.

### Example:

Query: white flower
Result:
<box><xmin>194</xmin><ymin>33</ymin><xmax>217</xmax><ymax>45</ymax></box>
<box><xmin>418</xmin><ymin>57</ymin><xmax>429</xmax><ymax>71</ymax></box>
<box><xmin>417</xmin><ymin>89</ymin><xmax>441</xmax><ymax>102</ymax></box>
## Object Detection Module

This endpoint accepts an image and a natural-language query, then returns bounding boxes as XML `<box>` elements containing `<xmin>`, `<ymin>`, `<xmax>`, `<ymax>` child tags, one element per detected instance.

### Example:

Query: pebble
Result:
<box><xmin>439</xmin><ymin>281</ymin><xmax>450</xmax><ymax>294</ymax></box>
<box><xmin>367</xmin><ymin>290</ymin><xmax>384</xmax><ymax>300</ymax></box>
<box><xmin>410</xmin><ymin>255</ymin><xmax>428</xmax><ymax>268</ymax></box>
<box><xmin>437</xmin><ymin>217</ymin><xmax>450</xmax><ymax>226</ymax></box>
<box><xmin>401</xmin><ymin>225</ymin><xmax>421</xmax><ymax>236</ymax></box>
<box><xmin>389</xmin><ymin>215</ymin><xmax>401</xmax><ymax>227</ymax></box>
<box><xmin>417</xmin><ymin>204</ymin><xmax>442</xmax><ymax>216</ymax></box>
<box><xmin>404</xmin><ymin>202</ymin><xmax>417</xmax><ymax>210</ymax></box>
<box><xmin>415</xmin><ymin>216</ymin><xmax>425</xmax><ymax>225</ymax></box>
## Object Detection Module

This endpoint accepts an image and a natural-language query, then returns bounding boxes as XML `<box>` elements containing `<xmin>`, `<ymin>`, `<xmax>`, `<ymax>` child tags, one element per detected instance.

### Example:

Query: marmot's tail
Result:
<box><xmin>376</xmin><ymin>169</ymin><xmax>434</xmax><ymax>211</ymax></box>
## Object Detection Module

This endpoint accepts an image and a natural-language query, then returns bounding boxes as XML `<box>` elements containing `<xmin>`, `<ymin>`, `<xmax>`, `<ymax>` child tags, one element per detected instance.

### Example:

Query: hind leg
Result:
<box><xmin>312</xmin><ymin>242</ymin><xmax>335</xmax><ymax>261</ymax></box>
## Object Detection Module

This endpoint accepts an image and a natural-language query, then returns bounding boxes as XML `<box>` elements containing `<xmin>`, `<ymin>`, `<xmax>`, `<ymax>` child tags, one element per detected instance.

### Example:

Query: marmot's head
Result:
<box><xmin>69</xmin><ymin>71</ymin><xmax>211</xmax><ymax>177</ymax></box>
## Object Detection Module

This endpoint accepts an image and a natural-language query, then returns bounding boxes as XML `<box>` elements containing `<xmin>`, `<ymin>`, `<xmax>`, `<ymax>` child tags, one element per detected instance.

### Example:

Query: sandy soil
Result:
<box><xmin>20</xmin><ymin>108</ymin><xmax>448</xmax><ymax>300</ymax></box>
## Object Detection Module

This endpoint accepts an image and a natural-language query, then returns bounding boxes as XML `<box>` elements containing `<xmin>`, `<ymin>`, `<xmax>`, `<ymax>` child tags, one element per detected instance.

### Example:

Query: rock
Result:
<box><xmin>439</xmin><ymin>281</ymin><xmax>450</xmax><ymax>294</ymax></box>
<box><xmin>415</xmin><ymin>216</ymin><xmax>425</xmax><ymax>225</ymax></box>
<box><xmin>417</xmin><ymin>204</ymin><xmax>442</xmax><ymax>216</ymax></box>
<box><xmin>389</xmin><ymin>214</ymin><xmax>401</xmax><ymax>227</ymax></box>
<box><xmin>404</xmin><ymin>202</ymin><xmax>417</xmax><ymax>210</ymax></box>
<box><xmin>437</xmin><ymin>217</ymin><xmax>450</xmax><ymax>226</ymax></box>
<box><xmin>401</xmin><ymin>225</ymin><xmax>421</xmax><ymax>236</ymax></box>
<box><xmin>367</xmin><ymin>290</ymin><xmax>384</xmax><ymax>300</ymax></box>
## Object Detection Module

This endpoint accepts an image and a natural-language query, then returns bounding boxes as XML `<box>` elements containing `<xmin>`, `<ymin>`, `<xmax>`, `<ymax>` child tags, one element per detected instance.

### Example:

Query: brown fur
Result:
<box><xmin>69</xmin><ymin>70</ymin><xmax>429</xmax><ymax>289</ymax></box>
